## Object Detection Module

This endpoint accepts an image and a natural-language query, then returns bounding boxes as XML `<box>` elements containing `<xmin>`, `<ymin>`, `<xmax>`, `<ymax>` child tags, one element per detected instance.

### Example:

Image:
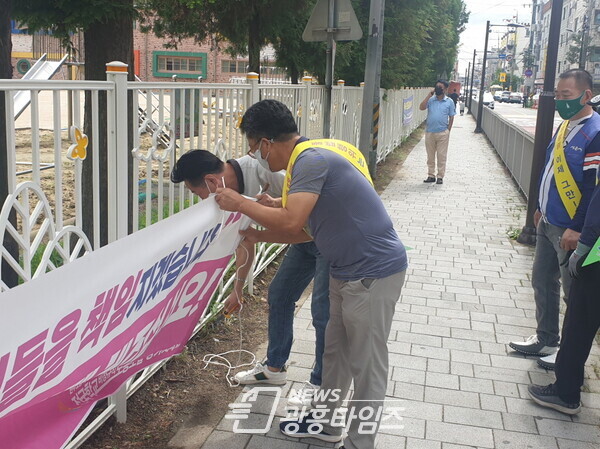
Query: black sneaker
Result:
<box><xmin>528</xmin><ymin>384</ymin><xmax>581</xmax><ymax>415</ymax></box>
<box><xmin>423</xmin><ymin>176</ymin><xmax>436</xmax><ymax>183</ymax></box>
<box><xmin>509</xmin><ymin>334</ymin><xmax>558</xmax><ymax>357</ymax></box>
<box><xmin>436</xmin><ymin>178</ymin><xmax>443</xmax><ymax>184</ymax></box>
<box><xmin>280</xmin><ymin>412</ymin><xmax>343</xmax><ymax>443</ymax></box>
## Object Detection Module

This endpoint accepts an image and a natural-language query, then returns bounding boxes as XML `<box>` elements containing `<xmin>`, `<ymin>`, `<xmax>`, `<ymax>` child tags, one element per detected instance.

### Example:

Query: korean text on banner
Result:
<box><xmin>0</xmin><ymin>198</ymin><xmax>251</xmax><ymax>449</ymax></box>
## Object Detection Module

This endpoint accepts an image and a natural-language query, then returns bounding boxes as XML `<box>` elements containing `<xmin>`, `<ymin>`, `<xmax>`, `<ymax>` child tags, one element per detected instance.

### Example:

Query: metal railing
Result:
<box><xmin>470</xmin><ymin>99</ymin><xmax>534</xmax><ymax>198</ymax></box>
<box><xmin>1</xmin><ymin>68</ymin><xmax>428</xmax><ymax>448</ymax></box>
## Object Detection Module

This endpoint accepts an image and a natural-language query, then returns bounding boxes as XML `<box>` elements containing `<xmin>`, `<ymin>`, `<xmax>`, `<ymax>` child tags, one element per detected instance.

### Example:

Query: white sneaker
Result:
<box><xmin>287</xmin><ymin>381</ymin><xmax>319</xmax><ymax>407</ymax></box>
<box><xmin>509</xmin><ymin>334</ymin><xmax>558</xmax><ymax>356</ymax></box>
<box><xmin>233</xmin><ymin>362</ymin><xmax>287</xmax><ymax>385</ymax></box>
<box><xmin>537</xmin><ymin>352</ymin><xmax>557</xmax><ymax>370</ymax></box>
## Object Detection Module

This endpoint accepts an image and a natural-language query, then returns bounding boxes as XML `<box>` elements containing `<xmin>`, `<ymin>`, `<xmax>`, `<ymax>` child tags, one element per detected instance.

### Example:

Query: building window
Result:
<box><xmin>221</xmin><ymin>60</ymin><xmax>248</xmax><ymax>73</ymax></box>
<box><xmin>591</xmin><ymin>47</ymin><xmax>600</xmax><ymax>62</ymax></box>
<box><xmin>595</xmin><ymin>10</ymin><xmax>600</xmax><ymax>25</ymax></box>
<box><xmin>153</xmin><ymin>51</ymin><xmax>207</xmax><ymax>79</ymax></box>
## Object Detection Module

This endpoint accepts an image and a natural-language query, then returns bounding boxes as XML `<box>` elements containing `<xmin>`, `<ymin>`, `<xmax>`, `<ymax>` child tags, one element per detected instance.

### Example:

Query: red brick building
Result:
<box><xmin>10</xmin><ymin>19</ymin><xmax>288</xmax><ymax>83</ymax></box>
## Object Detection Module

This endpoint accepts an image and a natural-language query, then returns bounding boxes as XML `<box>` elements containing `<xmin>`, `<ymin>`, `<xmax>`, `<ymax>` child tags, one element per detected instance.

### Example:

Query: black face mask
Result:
<box><xmin>434</xmin><ymin>87</ymin><xmax>444</xmax><ymax>96</ymax></box>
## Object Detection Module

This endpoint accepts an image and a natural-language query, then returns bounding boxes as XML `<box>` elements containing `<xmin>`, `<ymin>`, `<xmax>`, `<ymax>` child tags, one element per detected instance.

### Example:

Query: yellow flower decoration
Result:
<box><xmin>234</xmin><ymin>105</ymin><xmax>245</xmax><ymax>129</ymax></box>
<box><xmin>67</xmin><ymin>126</ymin><xmax>88</xmax><ymax>161</ymax></box>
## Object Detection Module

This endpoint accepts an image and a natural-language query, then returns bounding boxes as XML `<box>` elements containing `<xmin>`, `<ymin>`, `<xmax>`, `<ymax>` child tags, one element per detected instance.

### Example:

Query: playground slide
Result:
<box><xmin>13</xmin><ymin>53</ymin><xmax>68</xmax><ymax>120</ymax></box>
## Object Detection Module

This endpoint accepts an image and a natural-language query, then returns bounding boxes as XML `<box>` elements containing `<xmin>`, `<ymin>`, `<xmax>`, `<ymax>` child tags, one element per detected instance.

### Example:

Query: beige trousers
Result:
<box><xmin>425</xmin><ymin>129</ymin><xmax>450</xmax><ymax>178</ymax></box>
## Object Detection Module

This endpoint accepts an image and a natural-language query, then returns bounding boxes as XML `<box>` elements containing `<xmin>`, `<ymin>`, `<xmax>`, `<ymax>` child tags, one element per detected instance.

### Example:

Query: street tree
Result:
<box><xmin>13</xmin><ymin>0</ymin><xmax>136</xmax><ymax>245</ymax></box>
<box><xmin>566</xmin><ymin>32</ymin><xmax>591</xmax><ymax>67</ymax></box>
<box><xmin>139</xmin><ymin>0</ymin><xmax>306</xmax><ymax>77</ymax></box>
<box><xmin>320</xmin><ymin>0</ymin><xmax>469</xmax><ymax>88</ymax></box>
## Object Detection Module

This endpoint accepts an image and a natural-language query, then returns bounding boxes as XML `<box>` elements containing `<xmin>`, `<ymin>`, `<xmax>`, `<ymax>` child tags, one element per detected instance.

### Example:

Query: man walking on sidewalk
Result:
<box><xmin>509</xmin><ymin>69</ymin><xmax>600</xmax><ymax>369</ymax></box>
<box><xmin>528</xmin><ymin>174</ymin><xmax>600</xmax><ymax>415</ymax></box>
<box><xmin>419</xmin><ymin>79</ymin><xmax>456</xmax><ymax>185</ymax></box>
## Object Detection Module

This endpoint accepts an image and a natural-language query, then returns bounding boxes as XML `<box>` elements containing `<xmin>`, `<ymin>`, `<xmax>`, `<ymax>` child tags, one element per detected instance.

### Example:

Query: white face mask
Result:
<box><xmin>204</xmin><ymin>178</ymin><xmax>217</xmax><ymax>197</ymax></box>
<box><xmin>254</xmin><ymin>139</ymin><xmax>272</xmax><ymax>171</ymax></box>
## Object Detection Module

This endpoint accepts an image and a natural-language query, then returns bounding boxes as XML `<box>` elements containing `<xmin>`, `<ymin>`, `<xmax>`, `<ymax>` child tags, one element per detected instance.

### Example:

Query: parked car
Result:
<box><xmin>483</xmin><ymin>92</ymin><xmax>495</xmax><ymax>109</ymax></box>
<box><xmin>509</xmin><ymin>92</ymin><xmax>523</xmax><ymax>104</ymax></box>
<box><xmin>493</xmin><ymin>91</ymin><xmax>502</xmax><ymax>101</ymax></box>
<box><xmin>499</xmin><ymin>91</ymin><xmax>510</xmax><ymax>102</ymax></box>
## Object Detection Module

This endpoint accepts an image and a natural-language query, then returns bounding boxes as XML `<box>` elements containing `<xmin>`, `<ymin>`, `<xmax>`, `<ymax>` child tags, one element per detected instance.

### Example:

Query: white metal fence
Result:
<box><xmin>471</xmin><ymin>99</ymin><xmax>534</xmax><ymax>198</ymax></box>
<box><xmin>1</xmin><ymin>66</ymin><xmax>428</xmax><ymax>448</ymax></box>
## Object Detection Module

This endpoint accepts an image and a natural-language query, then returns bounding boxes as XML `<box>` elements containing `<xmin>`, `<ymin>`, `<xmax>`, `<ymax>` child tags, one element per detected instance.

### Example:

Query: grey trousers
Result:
<box><xmin>532</xmin><ymin>220</ymin><xmax>572</xmax><ymax>347</ymax></box>
<box><xmin>316</xmin><ymin>270</ymin><xmax>406</xmax><ymax>449</ymax></box>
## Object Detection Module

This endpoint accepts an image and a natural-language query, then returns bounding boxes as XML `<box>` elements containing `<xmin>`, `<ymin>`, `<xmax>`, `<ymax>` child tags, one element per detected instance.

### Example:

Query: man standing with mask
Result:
<box><xmin>509</xmin><ymin>69</ymin><xmax>600</xmax><ymax>370</ymax></box>
<box><xmin>419</xmin><ymin>79</ymin><xmax>456</xmax><ymax>185</ymax></box>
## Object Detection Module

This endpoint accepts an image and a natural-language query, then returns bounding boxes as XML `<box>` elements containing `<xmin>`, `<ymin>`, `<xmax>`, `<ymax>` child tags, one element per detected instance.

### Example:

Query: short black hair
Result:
<box><xmin>436</xmin><ymin>79</ymin><xmax>449</xmax><ymax>89</ymax></box>
<box><xmin>559</xmin><ymin>69</ymin><xmax>593</xmax><ymax>91</ymax></box>
<box><xmin>240</xmin><ymin>99</ymin><xmax>299</xmax><ymax>141</ymax></box>
<box><xmin>170</xmin><ymin>149</ymin><xmax>224</xmax><ymax>186</ymax></box>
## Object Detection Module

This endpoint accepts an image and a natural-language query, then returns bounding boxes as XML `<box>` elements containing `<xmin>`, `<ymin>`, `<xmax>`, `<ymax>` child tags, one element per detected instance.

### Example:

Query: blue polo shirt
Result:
<box><xmin>426</xmin><ymin>96</ymin><xmax>456</xmax><ymax>133</ymax></box>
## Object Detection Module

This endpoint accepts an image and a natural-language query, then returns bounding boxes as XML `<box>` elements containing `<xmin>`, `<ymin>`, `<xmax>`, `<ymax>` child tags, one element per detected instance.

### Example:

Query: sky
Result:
<box><xmin>457</xmin><ymin>0</ymin><xmax>534</xmax><ymax>76</ymax></box>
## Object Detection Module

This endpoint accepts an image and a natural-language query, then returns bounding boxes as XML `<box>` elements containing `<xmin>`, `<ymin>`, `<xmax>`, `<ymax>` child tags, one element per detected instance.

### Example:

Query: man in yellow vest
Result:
<box><xmin>215</xmin><ymin>99</ymin><xmax>408</xmax><ymax>449</ymax></box>
<box><xmin>509</xmin><ymin>69</ymin><xmax>600</xmax><ymax>369</ymax></box>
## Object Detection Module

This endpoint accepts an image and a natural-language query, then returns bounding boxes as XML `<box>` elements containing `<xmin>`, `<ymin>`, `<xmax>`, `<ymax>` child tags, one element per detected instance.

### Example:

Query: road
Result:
<box><xmin>490</xmin><ymin>101</ymin><xmax>562</xmax><ymax>137</ymax></box>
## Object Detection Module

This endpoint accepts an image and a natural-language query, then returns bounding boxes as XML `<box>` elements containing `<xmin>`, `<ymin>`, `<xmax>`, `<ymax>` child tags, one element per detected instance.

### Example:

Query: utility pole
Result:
<box><xmin>359</xmin><ymin>0</ymin><xmax>385</xmax><ymax>176</ymax></box>
<box><xmin>469</xmin><ymin>49</ymin><xmax>476</xmax><ymax>111</ymax></box>
<box><xmin>475</xmin><ymin>21</ymin><xmax>490</xmax><ymax>133</ymax></box>
<box><xmin>518</xmin><ymin>0</ymin><xmax>564</xmax><ymax>245</ymax></box>
<box><xmin>323</xmin><ymin>0</ymin><xmax>335</xmax><ymax>138</ymax></box>
<box><xmin>465</xmin><ymin>63</ymin><xmax>470</xmax><ymax>101</ymax></box>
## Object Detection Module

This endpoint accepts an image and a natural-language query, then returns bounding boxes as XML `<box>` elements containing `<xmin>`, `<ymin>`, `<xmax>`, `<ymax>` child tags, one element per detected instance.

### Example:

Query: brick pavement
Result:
<box><xmin>190</xmin><ymin>113</ymin><xmax>600</xmax><ymax>449</ymax></box>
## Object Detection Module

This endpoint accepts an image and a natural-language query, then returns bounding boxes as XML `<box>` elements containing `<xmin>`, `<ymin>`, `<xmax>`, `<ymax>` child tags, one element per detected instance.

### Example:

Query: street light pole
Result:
<box><xmin>469</xmin><ymin>49</ymin><xmax>476</xmax><ymax>111</ymax></box>
<box><xmin>517</xmin><ymin>0</ymin><xmax>564</xmax><ymax>245</ymax></box>
<box><xmin>579</xmin><ymin>16</ymin><xmax>588</xmax><ymax>69</ymax></box>
<box><xmin>465</xmin><ymin>62</ymin><xmax>471</xmax><ymax>103</ymax></box>
<box><xmin>475</xmin><ymin>20</ymin><xmax>490</xmax><ymax>133</ymax></box>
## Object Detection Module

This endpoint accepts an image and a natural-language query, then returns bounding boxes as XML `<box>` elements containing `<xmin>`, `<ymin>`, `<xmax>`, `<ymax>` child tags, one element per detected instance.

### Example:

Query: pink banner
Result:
<box><xmin>0</xmin><ymin>200</ymin><xmax>249</xmax><ymax>448</ymax></box>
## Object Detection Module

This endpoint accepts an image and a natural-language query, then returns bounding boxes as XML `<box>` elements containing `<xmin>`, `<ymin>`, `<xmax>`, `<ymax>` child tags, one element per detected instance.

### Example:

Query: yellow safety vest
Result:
<box><xmin>553</xmin><ymin>121</ymin><xmax>582</xmax><ymax>219</ymax></box>
<box><xmin>281</xmin><ymin>139</ymin><xmax>373</xmax><ymax>207</ymax></box>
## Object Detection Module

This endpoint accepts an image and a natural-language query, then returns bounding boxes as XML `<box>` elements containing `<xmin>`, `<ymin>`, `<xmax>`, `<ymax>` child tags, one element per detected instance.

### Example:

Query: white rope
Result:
<box><xmin>202</xmin><ymin>179</ymin><xmax>264</xmax><ymax>387</ymax></box>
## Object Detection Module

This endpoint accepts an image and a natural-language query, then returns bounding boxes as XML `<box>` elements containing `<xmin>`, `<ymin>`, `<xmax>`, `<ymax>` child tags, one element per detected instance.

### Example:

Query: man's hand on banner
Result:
<box><xmin>560</xmin><ymin>229</ymin><xmax>580</xmax><ymax>251</ymax></box>
<box><xmin>215</xmin><ymin>187</ymin><xmax>245</xmax><ymax>212</ymax></box>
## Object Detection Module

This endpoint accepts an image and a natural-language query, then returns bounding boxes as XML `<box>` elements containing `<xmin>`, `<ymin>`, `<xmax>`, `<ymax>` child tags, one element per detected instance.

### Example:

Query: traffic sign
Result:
<box><xmin>303</xmin><ymin>0</ymin><xmax>363</xmax><ymax>42</ymax></box>
<box><xmin>525</xmin><ymin>69</ymin><xmax>533</xmax><ymax>77</ymax></box>
<box><xmin>506</xmin><ymin>55</ymin><xmax>513</xmax><ymax>62</ymax></box>
<box><xmin>499</xmin><ymin>72</ymin><xmax>506</xmax><ymax>82</ymax></box>
<box><xmin>499</xmin><ymin>54</ymin><xmax>507</xmax><ymax>60</ymax></box>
